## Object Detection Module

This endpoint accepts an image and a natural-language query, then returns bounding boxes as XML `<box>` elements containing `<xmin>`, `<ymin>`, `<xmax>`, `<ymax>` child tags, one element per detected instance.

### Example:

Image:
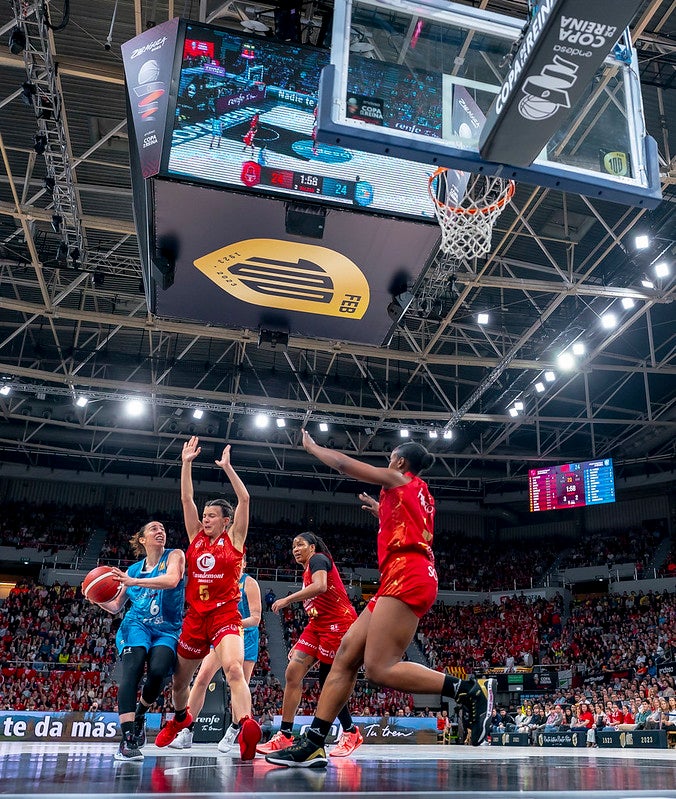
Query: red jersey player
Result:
<box><xmin>256</xmin><ymin>532</ymin><xmax>362</xmax><ymax>758</ymax></box>
<box><xmin>265</xmin><ymin>433</ymin><xmax>496</xmax><ymax>769</ymax></box>
<box><xmin>242</xmin><ymin>113</ymin><xmax>258</xmax><ymax>154</ymax></box>
<box><xmin>154</xmin><ymin>436</ymin><xmax>261</xmax><ymax>759</ymax></box>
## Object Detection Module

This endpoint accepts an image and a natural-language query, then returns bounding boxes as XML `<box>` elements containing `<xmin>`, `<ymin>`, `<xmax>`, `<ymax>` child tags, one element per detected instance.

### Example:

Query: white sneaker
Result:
<box><xmin>168</xmin><ymin>728</ymin><xmax>193</xmax><ymax>749</ymax></box>
<box><xmin>217</xmin><ymin>724</ymin><xmax>239</xmax><ymax>753</ymax></box>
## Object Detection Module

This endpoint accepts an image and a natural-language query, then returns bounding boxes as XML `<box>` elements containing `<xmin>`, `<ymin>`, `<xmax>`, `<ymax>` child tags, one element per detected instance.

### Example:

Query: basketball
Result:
<box><xmin>82</xmin><ymin>566</ymin><xmax>121</xmax><ymax>603</ymax></box>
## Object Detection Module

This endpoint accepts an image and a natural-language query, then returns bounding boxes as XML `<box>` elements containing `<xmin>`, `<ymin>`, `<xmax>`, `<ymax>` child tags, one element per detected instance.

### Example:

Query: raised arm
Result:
<box><xmin>181</xmin><ymin>436</ymin><xmax>202</xmax><ymax>542</ymax></box>
<box><xmin>215</xmin><ymin>444</ymin><xmax>250</xmax><ymax>551</ymax></box>
<box><xmin>242</xmin><ymin>575</ymin><xmax>262</xmax><ymax>629</ymax></box>
<box><xmin>302</xmin><ymin>429</ymin><xmax>407</xmax><ymax>488</ymax></box>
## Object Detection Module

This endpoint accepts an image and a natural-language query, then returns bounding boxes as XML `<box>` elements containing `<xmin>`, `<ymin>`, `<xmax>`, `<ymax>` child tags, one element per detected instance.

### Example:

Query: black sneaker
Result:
<box><xmin>134</xmin><ymin>716</ymin><xmax>146</xmax><ymax>748</ymax></box>
<box><xmin>457</xmin><ymin>677</ymin><xmax>496</xmax><ymax>746</ymax></box>
<box><xmin>265</xmin><ymin>733</ymin><xmax>328</xmax><ymax>769</ymax></box>
<box><xmin>114</xmin><ymin>732</ymin><xmax>144</xmax><ymax>762</ymax></box>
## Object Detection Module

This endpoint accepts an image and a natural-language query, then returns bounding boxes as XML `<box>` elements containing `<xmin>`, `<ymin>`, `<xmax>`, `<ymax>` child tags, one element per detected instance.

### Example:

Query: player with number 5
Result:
<box><xmin>154</xmin><ymin>437</ymin><xmax>261</xmax><ymax>759</ymax></box>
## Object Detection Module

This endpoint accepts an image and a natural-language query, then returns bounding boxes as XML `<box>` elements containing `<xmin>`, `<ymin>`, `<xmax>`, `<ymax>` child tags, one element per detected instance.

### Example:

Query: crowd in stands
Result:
<box><xmin>0</xmin><ymin>502</ymin><xmax>98</xmax><ymax>554</ymax></box>
<box><xmin>558</xmin><ymin>527</ymin><xmax>663</xmax><ymax>571</ymax></box>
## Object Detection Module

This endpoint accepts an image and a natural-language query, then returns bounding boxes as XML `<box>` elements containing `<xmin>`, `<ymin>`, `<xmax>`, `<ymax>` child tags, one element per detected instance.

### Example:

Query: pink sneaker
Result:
<box><xmin>238</xmin><ymin>716</ymin><xmax>261</xmax><ymax>760</ymax></box>
<box><xmin>256</xmin><ymin>730</ymin><xmax>294</xmax><ymax>754</ymax></box>
<box><xmin>155</xmin><ymin>710</ymin><xmax>193</xmax><ymax>747</ymax></box>
<box><xmin>329</xmin><ymin>726</ymin><xmax>363</xmax><ymax>757</ymax></box>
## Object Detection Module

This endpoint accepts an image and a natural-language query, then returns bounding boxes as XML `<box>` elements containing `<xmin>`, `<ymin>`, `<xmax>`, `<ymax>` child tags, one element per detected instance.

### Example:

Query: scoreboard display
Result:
<box><xmin>528</xmin><ymin>459</ymin><xmax>616</xmax><ymax>512</ymax></box>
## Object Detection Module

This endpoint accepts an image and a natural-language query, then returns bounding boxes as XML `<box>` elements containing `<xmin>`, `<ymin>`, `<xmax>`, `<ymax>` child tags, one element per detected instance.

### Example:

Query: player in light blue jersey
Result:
<box><xmin>91</xmin><ymin>521</ymin><xmax>185</xmax><ymax>762</ymax></box>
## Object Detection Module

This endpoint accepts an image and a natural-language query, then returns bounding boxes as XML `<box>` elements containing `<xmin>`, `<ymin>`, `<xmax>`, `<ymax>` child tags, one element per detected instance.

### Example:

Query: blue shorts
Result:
<box><xmin>116</xmin><ymin>617</ymin><xmax>180</xmax><ymax>655</ymax></box>
<box><xmin>243</xmin><ymin>627</ymin><xmax>259</xmax><ymax>662</ymax></box>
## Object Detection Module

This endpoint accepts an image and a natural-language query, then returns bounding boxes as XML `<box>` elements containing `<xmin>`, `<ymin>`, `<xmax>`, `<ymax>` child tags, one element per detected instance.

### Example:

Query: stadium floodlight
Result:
<box><xmin>634</xmin><ymin>234</ymin><xmax>650</xmax><ymax>250</ymax></box>
<box><xmin>557</xmin><ymin>352</ymin><xmax>575</xmax><ymax>371</ymax></box>
<box><xmin>572</xmin><ymin>342</ymin><xmax>585</xmax><ymax>356</ymax></box>
<box><xmin>126</xmin><ymin>399</ymin><xmax>145</xmax><ymax>417</ymax></box>
<box><xmin>399</xmin><ymin>429</ymin><xmax>409</xmax><ymax>438</ymax></box>
<box><xmin>442</xmin><ymin>430</ymin><xmax>453</xmax><ymax>440</ymax></box>
<box><xmin>508</xmin><ymin>407</ymin><xmax>519</xmax><ymax>417</ymax></box>
<box><xmin>534</xmin><ymin>382</ymin><xmax>545</xmax><ymax>393</ymax></box>
<box><xmin>428</xmin><ymin>429</ymin><xmax>438</xmax><ymax>439</ymax></box>
<box><xmin>254</xmin><ymin>413</ymin><xmax>270</xmax><ymax>429</ymax></box>
<box><xmin>0</xmin><ymin>385</ymin><xmax>10</xmax><ymax>396</ymax></box>
<box><xmin>276</xmin><ymin>418</ymin><xmax>286</xmax><ymax>428</ymax></box>
<box><xmin>318</xmin><ymin>422</ymin><xmax>329</xmax><ymax>432</ymax></box>
<box><xmin>600</xmin><ymin>312</ymin><xmax>617</xmax><ymax>330</ymax></box>
<box><xmin>621</xmin><ymin>297</ymin><xmax>635</xmax><ymax>310</ymax></box>
<box><xmin>514</xmin><ymin>400</ymin><xmax>524</xmax><ymax>411</ymax></box>
<box><xmin>192</xmin><ymin>408</ymin><xmax>204</xmax><ymax>420</ymax></box>
<box><xmin>75</xmin><ymin>395</ymin><xmax>88</xmax><ymax>407</ymax></box>
<box><xmin>544</xmin><ymin>371</ymin><xmax>556</xmax><ymax>382</ymax></box>
<box><xmin>477</xmin><ymin>312</ymin><xmax>489</xmax><ymax>325</ymax></box>
<box><xmin>641</xmin><ymin>276</ymin><xmax>655</xmax><ymax>289</ymax></box>
<box><xmin>654</xmin><ymin>261</ymin><xmax>670</xmax><ymax>279</ymax></box>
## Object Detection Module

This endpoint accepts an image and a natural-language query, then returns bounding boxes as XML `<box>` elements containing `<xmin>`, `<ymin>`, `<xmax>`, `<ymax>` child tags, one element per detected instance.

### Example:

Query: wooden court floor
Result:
<box><xmin>1</xmin><ymin>741</ymin><xmax>675</xmax><ymax>799</ymax></box>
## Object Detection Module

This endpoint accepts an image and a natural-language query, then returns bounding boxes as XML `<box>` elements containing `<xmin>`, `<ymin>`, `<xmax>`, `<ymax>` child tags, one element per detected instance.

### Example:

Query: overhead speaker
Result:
<box><xmin>152</xmin><ymin>234</ymin><xmax>179</xmax><ymax>290</ymax></box>
<box><xmin>285</xmin><ymin>203</ymin><xmax>326</xmax><ymax>239</ymax></box>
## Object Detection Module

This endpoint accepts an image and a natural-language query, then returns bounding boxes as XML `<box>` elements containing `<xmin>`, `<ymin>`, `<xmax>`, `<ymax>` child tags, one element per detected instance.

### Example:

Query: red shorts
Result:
<box><xmin>294</xmin><ymin>618</ymin><xmax>351</xmax><ymax>664</ymax></box>
<box><xmin>368</xmin><ymin>555</ymin><xmax>438</xmax><ymax>618</ymax></box>
<box><xmin>177</xmin><ymin>602</ymin><xmax>242</xmax><ymax>659</ymax></box>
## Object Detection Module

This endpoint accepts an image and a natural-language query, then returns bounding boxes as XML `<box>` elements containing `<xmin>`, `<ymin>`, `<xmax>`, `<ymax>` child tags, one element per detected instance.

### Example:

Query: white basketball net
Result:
<box><xmin>428</xmin><ymin>169</ymin><xmax>515</xmax><ymax>261</ymax></box>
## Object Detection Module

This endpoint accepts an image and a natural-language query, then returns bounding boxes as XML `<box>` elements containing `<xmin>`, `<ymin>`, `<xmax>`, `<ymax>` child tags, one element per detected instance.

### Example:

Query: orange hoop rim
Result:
<box><xmin>427</xmin><ymin>167</ymin><xmax>516</xmax><ymax>216</ymax></box>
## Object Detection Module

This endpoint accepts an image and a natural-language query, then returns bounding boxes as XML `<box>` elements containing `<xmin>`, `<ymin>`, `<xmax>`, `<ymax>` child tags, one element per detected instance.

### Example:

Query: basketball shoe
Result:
<box><xmin>168</xmin><ymin>728</ymin><xmax>193</xmax><ymax>749</ymax></box>
<box><xmin>457</xmin><ymin>678</ymin><xmax>496</xmax><ymax>746</ymax></box>
<box><xmin>238</xmin><ymin>716</ymin><xmax>261</xmax><ymax>760</ymax></box>
<box><xmin>114</xmin><ymin>731</ymin><xmax>144</xmax><ymax>761</ymax></box>
<box><xmin>256</xmin><ymin>730</ymin><xmax>294</xmax><ymax>754</ymax></box>
<box><xmin>217</xmin><ymin>723</ymin><xmax>239</xmax><ymax>753</ymax></box>
<box><xmin>329</xmin><ymin>726</ymin><xmax>363</xmax><ymax>757</ymax></box>
<box><xmin>265</xmin><ymin>732</ymin><xmax>328</xmax><ymax>769</ymax></box>
<box><xmin>133</xmin><ymin>716</ymin><xmax>146</xmax><ymax>748</ymax></box>
<box><xmin>155</xmin><ymin>710</ymin><xmax>193</xmax><ymax>747</ymax></box>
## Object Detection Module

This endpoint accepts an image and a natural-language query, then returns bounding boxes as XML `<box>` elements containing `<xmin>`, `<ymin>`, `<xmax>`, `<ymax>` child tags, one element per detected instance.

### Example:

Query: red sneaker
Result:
<box><xmin>238</xmin><ymin>716</ymin><xmax>261</xmax><ymax>760</ymax></box>
<box><xmin>329</xmin><ymin>726</ymin><xmax>364</xmax><ymax>757</ymax></box>
<box><xmin>154</xmin><ymin>710</ymin><xmax>193</xmax><ymax>748</ymax></box>
<box><xmin>256</xmin><ymin>730</ymin><xmax>294</xmax><ymax>754</ymax></box>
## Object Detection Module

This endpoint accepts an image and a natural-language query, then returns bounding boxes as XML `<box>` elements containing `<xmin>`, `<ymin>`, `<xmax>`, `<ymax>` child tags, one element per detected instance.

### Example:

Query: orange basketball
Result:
<box><xmin>82</xmin><ymin>566</ymin><xmax>121</xmax><ymax>603</ymax></box>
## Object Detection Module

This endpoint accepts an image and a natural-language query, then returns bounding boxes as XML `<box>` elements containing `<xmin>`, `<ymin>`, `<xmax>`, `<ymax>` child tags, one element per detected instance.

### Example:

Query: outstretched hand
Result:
<box><xmin>182</xmin><ymin>435</ymin><xmax>201</xmax><ymax>463</ymax></box>
<box><xmin>359</xmin><ymin>492</ymin><xmax>379</xmax><ymax>519</ymax></box>
<box><xmin>215</xmin><ymin>444</ymin><xmax>232</xmax><ymax>470</ymax></box>
<box><xmin>301</xmin><ymin>428</ymin><xmax>316</xmax><ymax>452</ymax></box>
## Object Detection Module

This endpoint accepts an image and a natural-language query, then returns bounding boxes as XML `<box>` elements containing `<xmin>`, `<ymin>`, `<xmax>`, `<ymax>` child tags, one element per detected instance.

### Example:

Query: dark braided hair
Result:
<box><xmin>392</xmin><ymin>442</ymin><xmax>434</xmax><ymax>475</ymax></box>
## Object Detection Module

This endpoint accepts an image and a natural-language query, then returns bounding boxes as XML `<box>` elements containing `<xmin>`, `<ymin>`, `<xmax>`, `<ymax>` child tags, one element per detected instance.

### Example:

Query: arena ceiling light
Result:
<box><xmin>125</xmin><ymin>399</ymin><xmax>145</xmax><ymax>417</ymax></box>
<box><xmin>254</xmin><ymin>413</ymin><xmax>270</xmax><ymax>429</ymax></box>
<box><xmin>634</xmin><ymin>234</ymin><xmax>650</xmax><ymax>250</ymax></box>
<box><xmin>544</xmin><ymin>371</ymin><xmax>556</xmax><ymax>382</ymax></box>
<box><xmin>621</xmin><ymin>297</ymin><xmax>635</xmax><ymax>310</ymax></box>
<box><xmin>641</xmin><ymin>276</ymin><xmax>655</xmax><ymax>289</ymax></box>
<box><xmin>276</xmin><ymin>418</ymin><xmax>286</xmax><ymax>428</ymax></box>
<box><xmin>600</xmin><ymin>312</ymin><xmax>617</xmax><ymax>330</ymax></box>
<box><xmin>557</xmin><ymin>352</ymin><xmax>575</xmax><ymax>371</ymax></box>
<box><xmin>0</xmin><ymin>385</ymin><xmax>10</xmax><ymax>396</ymax></box>
<box><xmin>399</xmin><ymin>429</ymin><xmax>410</xmax><ymax>438</ymax></box>
<box><xmin>442</xmin><ymin>430</ymin><xmax>453</xmax><ymax>440</ymax></box>
<box><xmin>514</xmin><ymin>400</ymin><xmax>524</xmax><ymax>411</ymax></box>
<box><xmin>318</xmin><ymin>422</ymin><xmax>329</xmax><ymax>432</ymax></box>
<box><xmin>508</xmin><ymin>407</ymin><xmax>519</xmax><ymax>417</ymax></box>
<box><xmin>654</xmin><ymin>261</ymin><xmax>670</xmax><ymax>279</ymax></box>
<box><xmin>572</xmin><ymin>342</ymin><xmax>585</xmax><ymax>356</ymax></box>
<box><xmin>428</xmin><ymin>429</ymin><xmax>438</xmax><ymax>439</ymax></box>
<box><xmin>534</xmin><ymin>382</ymin><xmax>545</xmax><ymax>393</ymax></box>
<box><xmin>477</xmin><ymin>312</ymin><xmax>489</xmax><ymax>325</ymax></box>
<box><xmin>192</xmin><ymin>408</ymin><xmax>204</xmax><ymax>420</ymax></box>
<box><xmin>75</xmin><ymin>396</ymin><xmax>88</xmax><ymax>407</ymax></box>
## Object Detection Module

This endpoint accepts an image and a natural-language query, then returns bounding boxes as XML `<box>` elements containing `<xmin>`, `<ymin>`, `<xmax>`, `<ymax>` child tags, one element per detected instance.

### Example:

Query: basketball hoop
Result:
<box><xmin>428</xmin><ymin>168</ymin><xmax>515</xmax><ymax>261</ymax></box>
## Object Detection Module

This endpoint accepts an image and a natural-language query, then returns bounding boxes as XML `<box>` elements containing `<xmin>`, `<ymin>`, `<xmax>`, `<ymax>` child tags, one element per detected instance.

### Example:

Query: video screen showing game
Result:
<box><xmin>528</xmin><ymin>459</ymin><xmax>616</xmax><ymax>513</ymax></box>
<box><xmin>165</xmin><ymin>23</ymin><xmax>438</xmax><ymax>221</ymax></box>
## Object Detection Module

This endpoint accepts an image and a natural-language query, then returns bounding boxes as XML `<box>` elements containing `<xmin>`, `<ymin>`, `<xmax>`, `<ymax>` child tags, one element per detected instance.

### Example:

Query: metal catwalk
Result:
<box><xmin>1</xmin><ymin>742</ymin><xmax>675</xmax><ymax>799</ymax></box>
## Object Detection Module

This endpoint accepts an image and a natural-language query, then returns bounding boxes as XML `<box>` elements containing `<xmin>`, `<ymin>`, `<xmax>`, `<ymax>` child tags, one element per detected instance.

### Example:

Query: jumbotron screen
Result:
<box><xmin>528</xmin><ymin>459</ymin><xmax>616</xmax><ymax>513</ymax></box>
<box><xmin>164</xmin><ymin>23</ymin><xmax>437</xmax><ymax>221</ymax></box>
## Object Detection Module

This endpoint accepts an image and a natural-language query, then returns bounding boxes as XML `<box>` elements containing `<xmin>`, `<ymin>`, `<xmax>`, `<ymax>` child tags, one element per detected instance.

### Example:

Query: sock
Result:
<box><xmin>280</xmin><ymin>720</ymin><xmax>294</xmax><ymax>736</ymax></box>
<box><xmin>135</xmin><ymin>701</ymin><xmax>149</xmax><ymax>719</ymax></box>
<box><xmin>175</xmin><ymin>708</ymin><xmax>188</xmax><ymax>723</ymax></box>
<box><xmin>121</xmin><ymin>720</ymin><xmax>135</xmax><ymax>737</ymax></box>
<box><xmin>442</xmin><ymin>674</ymin><xmax>471</xmax><ymax>699</ymax></box>
<box><xmin>307</xmin><ymin>717</ymin><xmax>332</xmax><ymax>746</ymax></box>
<box><xmin>188</xmin><ymin>722</ymin><xmax>195</xmax><ymax>731</ymax></box>
<box><xmin>231</xmin><ymin>721</ymin><xmax>241</xmax><ymax>730</ymax></box>
<box><xmin>337</xmin><ymin>704</ymin><xmax>355</xmax><ymax>733</ymax></box>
